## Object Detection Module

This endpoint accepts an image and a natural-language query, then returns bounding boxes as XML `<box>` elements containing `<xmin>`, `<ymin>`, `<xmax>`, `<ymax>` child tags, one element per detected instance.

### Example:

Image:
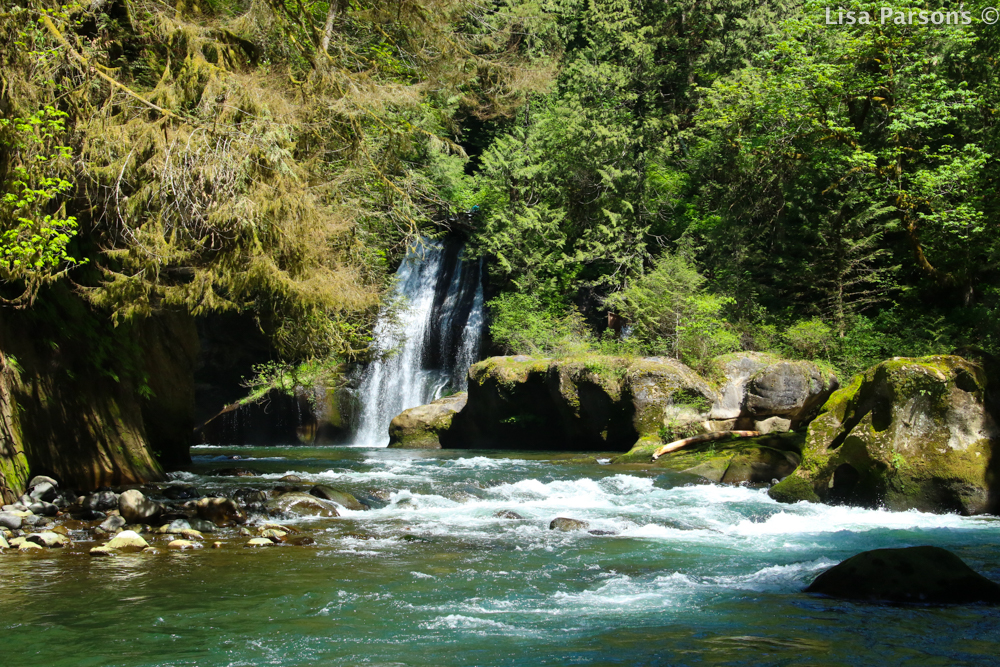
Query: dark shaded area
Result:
<box><xmin>806</xmin><ymin>546</ymin><xmax>1000</xmax><ymax>604</ymax></box>
<box><xmin>444</xmin><ymin>365</ymin><xmax>637</xmax><ymax>451</ymax></box>
<box><xmin>193</xmin><ymin>312</ymin><xmax>274</xmax><ymax>425</ymax></box>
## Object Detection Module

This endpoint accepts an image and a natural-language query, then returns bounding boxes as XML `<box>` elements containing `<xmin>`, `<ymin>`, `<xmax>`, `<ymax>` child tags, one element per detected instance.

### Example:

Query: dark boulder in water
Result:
<box><xmin>212</xmin><ymin>468</ymin><xmax>259</xmax><ymax>478</ymax></box>
<box><xmin>805</xmin><ymin>546</ymin><xmax>1000</xmax><ymax>604</ymax></box>
<box><xmin>549</xmin><ymin>517</ymin><xmax>590</xmax><ymax>531</ymax></box>
<box><xmin>495</xmin><ymin>510</ymin><xmax>524</xmax><ymax>520</ymax></box>
<box><xmin>310</xmin><ymin>485</ymin><xmax>366</xmax><ymax>511</ymax></box>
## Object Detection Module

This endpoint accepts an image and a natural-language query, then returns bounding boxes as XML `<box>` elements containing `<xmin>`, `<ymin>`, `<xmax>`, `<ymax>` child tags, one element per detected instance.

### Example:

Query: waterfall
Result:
<box><xmin>354</xmin><ymin>238</ymin><xmax>485</xmax><ymax>446</ymax></box>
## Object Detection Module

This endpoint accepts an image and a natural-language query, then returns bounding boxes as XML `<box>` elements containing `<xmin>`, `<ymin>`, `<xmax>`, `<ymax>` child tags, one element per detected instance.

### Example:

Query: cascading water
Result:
<box><xmin>354</xmin><ymin>238</ymin><xmax>484</xmax><ymax>446</ymax></box>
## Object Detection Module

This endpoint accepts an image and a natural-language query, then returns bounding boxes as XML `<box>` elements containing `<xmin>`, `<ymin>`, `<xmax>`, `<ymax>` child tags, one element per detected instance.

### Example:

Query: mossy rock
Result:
<box><xmin>770</xmin><ymin>355</ymin><xmax>1000</xmax><ymax>514</ymax></box>
<box><xmin>388</xmin><ymin>393</ymin><xmax>467</xmax><ymax>449</ymax></box>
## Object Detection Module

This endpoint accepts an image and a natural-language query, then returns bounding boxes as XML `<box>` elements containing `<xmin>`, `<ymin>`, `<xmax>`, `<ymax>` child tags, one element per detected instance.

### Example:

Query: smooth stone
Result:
<box><xmin>212</xmin><ymin>541</ymin><xmax>223</xmax><ymax>549</ymax></box>
<box><xmin>83</xmin><ymin>491</ymin><xmax>119</xmax><ymax>512</ymax></box>
<box><xmin>231</xmin><ymin>488</ymin><xmax>268</xmax><ymax>511</ymax></box>
<box><xmin>259</xmin><ymin>529</ymin><xmax>286</xmax><ymax>541</ymax></box>
<box><xmin>309</xmin><ymin>485</ymin><xmax>366</xmax><ymax>511</ymax></box>
<box><xmin>25</xmin><ymin>532</ymin><xmax>68</xmax><ymax>548</ymax></box>
<box><xmin>494</xmin><ymin>510</ymin><xmax>525</xmax><ymax>520</ymax></box>
<box><xmin>89</xmin><ymin>546</ymin><xmax>116</xmax><ymax>557</ymax></box>
<box><xmin>806</xmin><ymin>546</ymin><xmax>1000</xmax><ymax>603</ymax></box>
<box><xmin>27</xmin><ymin>475</ymin><xmax>59</xmax><ymax>489</ymax></box>
<box><xmin>104</xmin><ymin>530</ymin><xmax>150</xmax><ymax>552</ymax></box>
<box><xmin>262</xmin><ymin>522</ymin><xmax>298</xmax><ymax>534</ymax></box>
<box><xmin>268</xmin><ymin>493</ymin><xmax>340</xmax><ymax>518</ymax></box>
<box><xmin>28</xmin><ymin>481</ymin><xmax>57</xmax><ymax>502</ymax></box>
<box><xmin>0</xmin><ymin>512</ymin><xmax>22</xmax><ymax>530</ymax></box>
<box><xmin>49</xmin><ymin>525</ymin><xmax>70</xmax><ymax>536</ymax></box>
<box><xmin>279</xmin><ymin>475</ymin><xmax>302</xmax><ymax>483</ymax></box>
<box><xmin>18</xmin><ymin>540</ymin><xmax>44</xmax><ymax>551</ymax></box>
<box><xmin>193</xmin><ymin>497</ymin><xmax>247</xmax><ymax>526</ymax></box>
<box><xmin>119</xmin><ymin>490</ymin><xmax>163</xmax><ymax>523</ymax></box>
<box><xmin>28</xmin><ymin>501</ymin><xmax>58</xmax><ymax>516</ymax></box>
<box><xmin>24</xmin><ymin>514</ymin><xmax>47</xmax><ymax>526</ymax></box>
<box><xmin>167</xmin><ymin>518</ymin><xmax>192</xmax><ymax>532</ymax></box>
<box><xmin>187</xmin><ymin>518</ymin><xmax>216</xmax><ymax>533</ymax></box>
<box><xmin>99</xmin><ymin>515</ymin><xmax>127</xmax><ymax>533</ymax></box>
<box><xmin>245</xmin><ymin>537</ymin><xmax>275</xmax><ymax>547</ymax></box>
<box><xmin>549</xmin><ymin>517</ymin><xmax>590</xmax><ymax>531</ymax></box>
<box><xmin>0</xmin><ymin>533</ymin><xmax>8</xmax><ymax>549</ymax></box>
<box><xmin>177</xmin><ymin>529</ymin><xmax>204</xmax><ymax>540</ymax></box>
<box><xmin>2</xmin><ymin>504</ymin><xmax>27</xmax><ymax>512</ymax></box>
<box><xmin>167</xmin><ymin>539</ymin><xmax>199</xmax><ymax>550</ymax></box>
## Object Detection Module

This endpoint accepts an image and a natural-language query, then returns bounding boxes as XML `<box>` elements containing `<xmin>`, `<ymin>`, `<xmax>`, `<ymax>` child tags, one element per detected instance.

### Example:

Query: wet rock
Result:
<box><xmin>287</xmin><ymin>536</ymin><xmax>315</xmax><ymax>546</ymax></box>
<box><xmin>588</xmin><ymin>529</ymin><xmax>616</xmax><ymax>536</ymax></box>
<box><xmin>25</xmin><ymin>532</ymin><xmax>68</xmax><ymax>548</ymax></box>
<box><xmin>0</xmin><ymin>512</ymin><xmax>22</xmax><ymax>530</ymax></box>
<box><xmin>99</xmin><ymin>515</ymin><xmax>127</xmax><ymax>533</ymax></box>
<box><xmin>267</xmin><ymin>492</ymin><xmax>339</xmax><ymax>518</ymax></box>
<box><xmin>119</xmin><ymin>490</ymin><xmax>163</xmax><ymax>524</ymax></box>
<box><xmin>388</xmin><ymin>393</ymin><xmax>468</xmax><ymax>449</ymax></box>
<box><xmin>279</xmin><ymin>475</ymin><xmax>302</xmax><ymax>483</ymax></box>
<box><xmin>549</xmin><ymin>517</ymin><xmax>590</xmax><ymax>531</ymax></box>
<box><xmin>260</xmin><ymin>529</ymin><xmax>286</xmax><ymax>541</ymax></box>
<box><xmin>309</xmin><ymin>485</ymin><xmax>365</xmax><ymax>511</ymax></box>
<box><xmin>681</xmin><ymin>459</ymin><xmax>731</xmax><ymax>483</ymax></box>
<box><xmin>353</xmin><ymin>492</ymin><xmax>389</xmax><ymax>510</ymax></box>
<box><xmin>27</xmin><ymin>501</ymin><xmax>58</xmax><ymax>516</ymax></box>
<box><xmin>494</xmin><ymin>510</ymin><xmax>525</xmax><ymax>520</ymax></box>
<box><xmin>89</xmin><ymin>546</ymin><xmax>116</xmax><ymax>557</ymax></box>
<box><xmin>28</xmin><ymin>481</ymin><xmax>58</xmax><ymax>503</ymax></box>
<box><xmin>157</xmin><ymin>519</ymin><xmax>191</xmax><ymax>534</ymax></box>
<box><xmin>719</xmin><ymin>447</ymin><xmax>800</xmax><ymax>485</ymax></box>
<box><xmin>24</xmin><ymin>514</ymin><xmax>47</xmax><ymax>527</ymax></box>
<box><xmin>168</xmin><ymin>539</ymin><xmax>199</xmax><ymax>550</ymax></box>
<box><xmin>193</xmin><ymin>497</ymin><xmax>247</xmax><ymax>526</ymax></box>
<box><xmin>231</xmin><ymin>488</ymin><xmax>268</xmax><ymax>511</ymax></box>
<box><xmin>49</xmin><ymin>525</ymin><xmax>70</xmax><ymax>537</ymax></box>
<box><xmin>188</xmin><ymin>518</ymin><xmax>216</xmax><ymax>533</ymax></box>
<box><xmin>163</xmin><ymin>485</ymin><xmax>199</xmax><ymax>500</ymax></box>
<box><xmin>212</xmin><ymin>468</ymin><xmax>259</xmax><ymax>478</ymax></box>
<box><xmin>83</xmin><ymin>490</ymin><xmax>119</xmax><ymax>512</ymax></box>
<box><xmin>770</xmin><ymin>355</ymin><xmax>1000</xmax><ymax>514</ymax></box>
<box><xmin>18</xmin><ymin>540</ymin><xmax>44</xmax><ymax>552</ymax></box>
<box><xmin>806</xmin><ymin>546</ymin><xmax>1000</xmax><ymax>603</ymax></box>
<box><xmin>245</xmin><ymin>537</ymin><xmax>275</xmax><ymax>547</ymax></box>
<box><xmin>104</xmin><ymin>530</ymin><xmax>150</xmax><ymax>551</ymax></box>
<box><xmin>0</xmin><ymin>533</ymin><xmax>8</xmax><ymax>549</ymax></box>
<box><xmin>212</xmin><ymin>541</ymin><xmax>223</xmax><ymax>549</ymax></box>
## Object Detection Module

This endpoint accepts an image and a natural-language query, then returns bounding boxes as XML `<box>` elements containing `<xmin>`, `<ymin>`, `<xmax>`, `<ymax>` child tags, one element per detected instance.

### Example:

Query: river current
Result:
<box><xmin>3</xmin><ymin>445</ymin><xmax>1000</xmax><ymax>666</ymax></box>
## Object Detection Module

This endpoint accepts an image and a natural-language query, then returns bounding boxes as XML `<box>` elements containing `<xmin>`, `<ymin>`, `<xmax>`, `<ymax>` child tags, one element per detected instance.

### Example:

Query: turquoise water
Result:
<box><xmin>3</xmin><ymin>446</ymin><xmax>1000</xmax><ymax>666</ymax></box>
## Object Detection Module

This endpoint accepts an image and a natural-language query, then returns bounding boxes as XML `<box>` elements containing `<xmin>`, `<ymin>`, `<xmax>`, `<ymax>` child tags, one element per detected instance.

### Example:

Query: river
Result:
<box><xmin>3</xmin><ymin>445</ymin><xmax>1000</xmax><ymax>666</ymax></box>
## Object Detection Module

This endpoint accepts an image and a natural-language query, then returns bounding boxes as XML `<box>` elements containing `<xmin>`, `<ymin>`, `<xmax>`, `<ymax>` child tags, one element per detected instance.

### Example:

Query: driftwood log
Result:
<box><xmin>651</xmin><ymin>430</ymin><xmax>761</xmax><ymax>460</ymax></box>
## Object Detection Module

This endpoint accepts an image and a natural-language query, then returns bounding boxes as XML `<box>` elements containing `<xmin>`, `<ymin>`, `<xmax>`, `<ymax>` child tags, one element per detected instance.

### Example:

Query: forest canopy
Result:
<box><xmin>2</xmin><ymin>0</ymin><xmax>997</xmax><ymax>379</ymax></box>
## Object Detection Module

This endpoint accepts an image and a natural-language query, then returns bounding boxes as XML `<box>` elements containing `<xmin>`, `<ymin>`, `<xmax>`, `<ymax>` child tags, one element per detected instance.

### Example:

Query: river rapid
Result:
<box><xmin>3</xmin><ymin>445</ymin><xmax>1000</xmax><ymax>666</ymax></box>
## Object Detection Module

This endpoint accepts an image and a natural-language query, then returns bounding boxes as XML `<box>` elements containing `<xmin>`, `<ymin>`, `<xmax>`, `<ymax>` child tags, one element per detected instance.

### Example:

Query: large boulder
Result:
<box><xmin>806</xmin><ymin>546</ymin><xmax>1000</xmax><ymax>603</ymax></box>
<box><xmin>707</xmin><ymin>353</ymin><xmax>839</xmax><ymax>430</ymax></box>
<box><xmin>388</xmin><ymin>393</ymin><xmax>467</xmax><ymax>449</ymax></box>
<box><xmin>119</xmin><ymin>489</ymin><xmax>163</xmax><ymax>524</ymax></box>
<box><xmin>446</xmin><ymin>356</ymin><xmax>718</xmax><ymax>451</ymax></box>
<box><xmin>192</xmin><ymin>497</ymin><xmax>247</xmax><ymax>526</ymax></box>
<box><xmin>267</xmin><ymin>492</ymin><xmax>340</xmax><ymax>518</ymax></box>
<box><xmin>769</xmin><ymin>356</ymin><xmax>1000</xmax><ymax>514</ymax></box>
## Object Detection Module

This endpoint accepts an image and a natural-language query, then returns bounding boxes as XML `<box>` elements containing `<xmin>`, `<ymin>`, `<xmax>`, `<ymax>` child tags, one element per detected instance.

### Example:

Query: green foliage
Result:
<box><xmin>0</xmin><ymin>106</ymin><xmax>86</xmax><ymax>304</ymax></box>
<box><xmin>784</xmin><ymin>319</ymin><xmax>835</xmax><ymax>360</ymax></box>
<box><xmin>604</xmin><ymin>251</ymin><xmax>739</xmax><ymax>369</ymax></box>
<box><xmin>487</xmin><ymin>292</ymin><xmax>592</xmax><ymax>356</ymax></box>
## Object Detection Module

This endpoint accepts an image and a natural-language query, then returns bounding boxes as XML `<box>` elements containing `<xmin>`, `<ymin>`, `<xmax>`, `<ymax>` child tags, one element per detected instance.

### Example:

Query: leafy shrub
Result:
<box><xmin>604</xmin><ymin>251</ymin><xmax>738</xmax><ymax>369</ymax></box>
<box><xmin>487</xmin><ymin>293</ymin><xmax>592</xmax><ymax>357</ymax></box>
<box><xmin>784</xmin><ymin>318</ymin><xmax>835</xmax><ymax>359</ymax></box>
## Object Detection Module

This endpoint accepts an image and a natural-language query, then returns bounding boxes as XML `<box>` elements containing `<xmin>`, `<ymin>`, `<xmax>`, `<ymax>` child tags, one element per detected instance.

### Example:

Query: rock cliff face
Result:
<box><xmin>768</xmin><ymin>355</ymin><xmax>1000</xmax><ymax>514</ymax></box>
<box><xmin>196</xmin><ymin>367</ymin><xmax>361</xmax><ymax>446</ymax></box>
<box><xmin>0</xmin><ymin>303</ymin><xmax>198</xmax><ymax>501</ymax></box>
<box><xmin>395</xmin><ymin>354</ymin><xmax>837</xmax><ymax>455</ymax></box>
<box><xmin>443</xmin><ymin>356</ymin><xmax>718</xmax><ymax>451</ymax></box>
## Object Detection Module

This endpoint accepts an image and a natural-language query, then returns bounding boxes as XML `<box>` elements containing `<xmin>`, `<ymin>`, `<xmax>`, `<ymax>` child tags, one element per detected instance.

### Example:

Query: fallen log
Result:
<box><xmin>651</xmin><ymin>430</ymin><xmax>761</xmax><ymax>460</ymax></box>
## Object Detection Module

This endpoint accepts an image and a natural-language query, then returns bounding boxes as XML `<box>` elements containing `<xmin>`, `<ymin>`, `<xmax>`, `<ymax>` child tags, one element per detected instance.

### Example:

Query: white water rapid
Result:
<box><xmin>354</xmin><ymin>238</ymin><xmax>484</xmax><ymax>446</ymax></box>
